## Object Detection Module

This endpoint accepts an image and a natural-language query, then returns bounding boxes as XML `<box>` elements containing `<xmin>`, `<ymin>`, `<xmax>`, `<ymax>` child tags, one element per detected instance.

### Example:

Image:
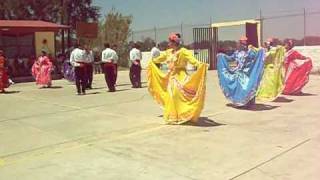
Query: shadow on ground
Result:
<box><xmin>156</xmin><ymin>116</ymin><xmax>225</xmax><ymax>127</ymax></box>
<box><xmin>48</xmin><ymin>86</ymin><xmax>63</xmax><ymax>89</ymax></box>
<box><xmin>116</xmin><ymin>82</ymin><xmax>147</xmax><ymax>87</ymax></box>
<box><xmin>89</xmin><ymin>87</ymin><xmax>106</xmax><ymax>90</ymax></box>
<box><xmin>116</xmin><ymin>83</ymin><xmax>132</xmax><ymax>87</ymax></box>
<box><xmin>1</xmin><ymin>90</ymin><xmax>21</xmax><ymax>94</ymax></box>
<box><xmin>227</xmin><ymin>103</ymin><xmax>280</xmax><ymax>111</ymax></box>
<box><xmin>83</xmin><ymin>92</ymin><xmax>101</xmax><ymax>95</ymax></box>
<box><xmin>273</xmin><ymin>96</ymin><xmax>294</xmax><ymax>103</ymax></box>
<box><xmin>114</xmin><ymin>88</ymin><xmax>131</xmax><ymax>92</ymax></box>
<box><xmin>289</xmin><ymin>92</ymin><xmax>317</xmax><ymax>96</ymax></box>
<box><xmin>180</xmin><ymin>117</ymin><xmax>226</xmax><ymax>127</ymax></box>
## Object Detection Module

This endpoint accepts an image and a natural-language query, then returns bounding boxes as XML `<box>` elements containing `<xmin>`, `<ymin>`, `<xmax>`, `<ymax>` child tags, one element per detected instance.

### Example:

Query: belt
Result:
<box><xmin>103</xmin><ymin>62</ymin><xmax>114</xmax><ymax>67</ymax></box>
<box><xmin>174</xmin><ymin>67</ymin><xmax>186</xmax><ymax>70</ymax></box>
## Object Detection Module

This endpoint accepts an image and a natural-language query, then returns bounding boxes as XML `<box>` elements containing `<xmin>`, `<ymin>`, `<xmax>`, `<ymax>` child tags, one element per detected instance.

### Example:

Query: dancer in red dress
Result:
<box><xmin>283</xmin><ymin>40</ymin><xmax>313</xmax><ymax>95</ymax></box>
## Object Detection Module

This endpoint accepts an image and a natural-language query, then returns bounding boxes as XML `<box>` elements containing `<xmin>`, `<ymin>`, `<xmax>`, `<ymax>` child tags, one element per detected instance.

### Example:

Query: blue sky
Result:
<box><xmin>93</xmin><ymin>0</ymin><xmax>320</xmax><ymax>42</ymax></box>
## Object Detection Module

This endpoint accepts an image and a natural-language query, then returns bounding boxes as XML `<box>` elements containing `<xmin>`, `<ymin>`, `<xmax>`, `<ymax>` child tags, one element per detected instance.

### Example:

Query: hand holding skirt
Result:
<box><xmin>282</xmin><ymin>50</ymin><xmax>313</xmax><ymax>95</ymax></box>
<box><xmin>147</xmin><ymin>61</ymin><xmax>207</xmax><ymax>124</ymax></box>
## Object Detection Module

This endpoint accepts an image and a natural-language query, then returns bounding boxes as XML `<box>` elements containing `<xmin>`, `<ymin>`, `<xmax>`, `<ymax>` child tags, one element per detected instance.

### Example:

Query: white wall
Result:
<box><xmin>35</xmin><ymin>32</ymin><xmax>55</xmax><ymax>57</ymax></box>
<box><xmin>141</xmin><ymin>51</ymin><xmax>152</xmax><ymax>69</ymax></box>
<box><xmin>294</xmin><ymin>46</ymin><xmax>320</xmax><ymax>73</ymax></box>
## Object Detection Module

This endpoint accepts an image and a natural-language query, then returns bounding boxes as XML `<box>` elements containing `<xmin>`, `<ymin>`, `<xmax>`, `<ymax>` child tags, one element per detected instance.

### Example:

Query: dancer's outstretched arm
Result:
<box><xmin>182</xmin><ymin>49</ymin><xmax>200</xmax><ymax>66</ymax></box>
<box><xmin>152</xmin><ymin>51</ymin><xmax>168</xmax><ymax>64</ymax></box>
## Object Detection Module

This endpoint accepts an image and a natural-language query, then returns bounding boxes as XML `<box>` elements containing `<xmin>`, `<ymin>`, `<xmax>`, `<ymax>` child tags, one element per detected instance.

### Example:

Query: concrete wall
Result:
<box><xmin>141</xmin><ymin>51</ymin><xmax>152</xmax><ymax>69</ymax></box>
<box><xmin>35</xmin><ymin>32</ymin><xmax>55</xmax><ymax>57</ymax></box>
<box><xmin>294</xmin><ymin>46</ymin><xmax>320</xmax><ymax>73</ymax></box>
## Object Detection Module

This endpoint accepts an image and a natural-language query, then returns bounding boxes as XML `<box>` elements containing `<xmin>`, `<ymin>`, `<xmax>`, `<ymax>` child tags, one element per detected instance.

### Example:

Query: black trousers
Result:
<box><xmin>114</xmin><ymin>64</ymin><xmax>118</xmax><ymax>85</ymax></box>
<box><xmin>75</xmin><ymin>66</ymin><xmax>87</xmax><ymax>94</ymax></box>
<box><xmin>129</xmin><ymin>63</ymin><xmax>141</xmax><ymax>88</ymax></box>
<box><xmin>86</xmin><ymin>64</ymin><xmax>93</xmax><ymax>88</ymax></box>
<box><xmin>103</xmin><ymin>64</ymin><xmax>116</xmax><ymax>92</ymax></box>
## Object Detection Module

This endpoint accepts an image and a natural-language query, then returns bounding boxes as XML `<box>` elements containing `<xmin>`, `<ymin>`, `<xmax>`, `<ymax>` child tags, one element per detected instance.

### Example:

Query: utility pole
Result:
<box><xmin>67</xmin><ymin>7</ymin><xmax>71</xmax><ymax>51</ymax></box>
<box><xmin>259</xmin><ymin>9</ymin><xmax>264</xmax><ymax>47</ymax></box>
<box><xmin>61</xmin><ymin>0</ymin><xmax>65</xmax><ymax>54</ymax></box>
<box><xmin>131</xmin><ymin>31</ymin><xmax>134</xmax><ymax>42</ymax></box>
<box><xmin>154</xmin><ymin>26</ymin><xmax>157</xmax><ymax>44</ymax></box>
<box><xmin>303</xmin><ymin>8</ymin><xmax>306</xmax><ymax>46</ymax></box>
<box><xmin>180</xmin><ymin>22</ymin><xmax>183</xmax><ymax>44</ymax></box>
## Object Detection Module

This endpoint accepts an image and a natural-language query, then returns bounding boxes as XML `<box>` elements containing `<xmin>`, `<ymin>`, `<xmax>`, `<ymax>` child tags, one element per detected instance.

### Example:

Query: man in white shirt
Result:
<box><xmin>151</xmin><ymin>43</ymin><xmax>161</xmax><ymax>68</ymax></box>
<box><xmin>101</xmin><ymin>43</ymin><xmax>118</xmax><ymax>92</ymax></box>
<box><xmin>84</xmin><ymin>45</ymin><xmax>94</xmax><ymax>89</ymax></box>
<box><xmin>151</xmin><ymin>43</ymin><xmax>161</xmax><ymax>58</ymax></box>
<box><xmin>129</xmin><ymin>43</ymin><xmax>142</xmax><ymax>88</ymax></box>
<box><xmin>70</xmin><ymin>43</ymin><xmax>87</xmax><ymax>95</ymax></box>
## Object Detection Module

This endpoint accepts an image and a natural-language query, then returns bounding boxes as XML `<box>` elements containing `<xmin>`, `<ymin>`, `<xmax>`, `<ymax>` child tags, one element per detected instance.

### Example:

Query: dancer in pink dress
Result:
<box><xmin>32</xmin><ymin>50</ymin><xmax>53</xmax><ymax>88</ymax></box>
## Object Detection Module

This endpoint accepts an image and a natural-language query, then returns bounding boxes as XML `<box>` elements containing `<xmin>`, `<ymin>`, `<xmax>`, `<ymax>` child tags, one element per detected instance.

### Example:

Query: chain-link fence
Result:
<box><xmin>261</xmin><ymin>8</ymin><xmax>320</xmax><ymax>46</ymax></box>
<box><xmin>129</xmin><ymin>9</ymin><xmax>320</xmax><ymax>49</ymax></box>
<box><xmin>128</xmin><ymin>24</ymin><xmax>210</xmax><ymax>50</ymax></box>
<box><xmin>127</xmin><ymin>9</ymin><xmax>320</xmax><ymax>71</ymax></box>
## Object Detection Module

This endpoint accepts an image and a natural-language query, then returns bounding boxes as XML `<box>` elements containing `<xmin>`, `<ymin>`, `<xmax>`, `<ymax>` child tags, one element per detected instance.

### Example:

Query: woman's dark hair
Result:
<box><xmin>133</xmin><ymin>43</ymin><xmax>140</xmax><ymax>49</ymax></box>
<box><xmin>104</xmin><ymin>43</ymin><xmax>110</xmax><ymax>48</ymax></box>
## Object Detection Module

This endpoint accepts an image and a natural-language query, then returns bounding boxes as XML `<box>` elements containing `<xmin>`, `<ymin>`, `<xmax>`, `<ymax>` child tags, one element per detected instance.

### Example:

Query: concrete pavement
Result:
<box><xmin>0</xmin><ymin>70</ymin><xmax>319</xmax><ymax>180</ymax></box>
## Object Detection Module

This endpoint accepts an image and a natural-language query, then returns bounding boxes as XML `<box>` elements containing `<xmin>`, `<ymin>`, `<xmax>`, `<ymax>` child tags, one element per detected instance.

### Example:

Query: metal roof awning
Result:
<box><xmin>0</xmin><ymin>20</ymin><xmax>70</xmax><ymax>35</ymax></box>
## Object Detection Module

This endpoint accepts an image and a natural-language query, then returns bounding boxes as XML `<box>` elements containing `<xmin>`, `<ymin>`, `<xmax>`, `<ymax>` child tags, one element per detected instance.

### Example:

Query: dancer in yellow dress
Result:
<box><xmin>147</xmin><ymin>33</ymin><xmax>207</xmax><ymax>124</ymax></box>
<box><xmin>256</xmin><ymin>39</ymin><xmax>285</xmax><ymax>101</ymax></box>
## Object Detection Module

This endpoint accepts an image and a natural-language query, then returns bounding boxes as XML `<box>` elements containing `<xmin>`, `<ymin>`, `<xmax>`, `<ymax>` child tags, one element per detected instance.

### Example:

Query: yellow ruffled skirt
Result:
<box><xmin>256</xmin><ymin>47</ymin><xmax>285</xmax><ymax>101</ymax></box>
<box><xmin>147</xmin><ymin>62</ymin><xmax>207</xmax><ymax>124</ymax></box>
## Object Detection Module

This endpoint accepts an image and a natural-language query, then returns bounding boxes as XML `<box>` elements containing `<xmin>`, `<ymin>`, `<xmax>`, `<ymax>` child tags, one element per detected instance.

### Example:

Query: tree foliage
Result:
<box><xmin>63</xmin><ymin>0</ymin><xmax>100</xmax><ymax>30</ymax></box>
<box><xmin>0</xmin><ymin>0</ymin><xmax>100</xmax><ymax>29</ymax></box>
<box><xmin>103</xmin><ymin>8</ymin><xmax>132</xmax><ymax>45</ymax></box>
<box><xmin>136</xmin><ymin>37</ymin><xmax>156</xmax><ymax>51</ymax></box>
<box><xmin>0</xmin><ymin>0</ymin><xmax>60</xmax><ymax>21</ymax></box>
<box><xmin>101</xmin><ymin>8</ymin><xmax>133</xmax><ymax>67</ymax></box>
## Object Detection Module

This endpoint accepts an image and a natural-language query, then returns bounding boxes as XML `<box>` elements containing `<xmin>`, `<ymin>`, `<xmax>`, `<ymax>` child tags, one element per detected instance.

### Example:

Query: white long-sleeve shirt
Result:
<box><xmin>101</xmin><ymin>48</ymin><xmax>118</xmax><ymax>63</ymax></box>
<box><xmin>70</xmin><ymin>48</ymin><xmax>85</xmax><ymax>67</ymax></box>
<box><xmin>151</xmin><ymin>47</ymin><xmax>160</xmax><ymax>58</ymax></box>
<box><xmin>112</xmin><ymin>50</ymin><xmax>119</xmax><ymax>64</ymax></box>
<box><xmin>129</xmin><ymin>48</ymin><xmax>142</xmax><ymax>62</ymax></box>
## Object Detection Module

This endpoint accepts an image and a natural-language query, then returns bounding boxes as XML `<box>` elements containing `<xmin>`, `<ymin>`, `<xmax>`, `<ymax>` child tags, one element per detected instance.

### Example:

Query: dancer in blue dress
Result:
<box><xmin>62</xmin><ymin>59</ymin><xmax>75</xmax><ymax>83</ymax></box>
<box><xmin>217</xmin><ymin>36</ymin><xmax>265</xmax><ymax>107</ymax></box>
